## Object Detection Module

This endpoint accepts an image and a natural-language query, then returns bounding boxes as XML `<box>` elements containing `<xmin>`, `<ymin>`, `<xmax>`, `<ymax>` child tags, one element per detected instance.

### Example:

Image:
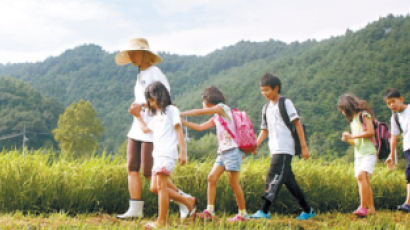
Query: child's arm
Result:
<box><xmin>253</xmin><ymin>129</ymin><xmax>268</xmax><ymax>155</ymax></box>
<box><xmin>181</xmin><ymin>118</ymin><xmax>215</xmax><ymax>131</ymax></box>
<box><xmin>347</xmin><ymin>115</ymin><xmax>375</xmax><ymax>139</ymax></box>
<box><xmin>129</xmin><ymin>103</ymin><xmax>151</xmax><ymax>133</ymax></box>
<box><xmin>175</xmin><ymin>123</ymin><xmax>186</xmax><ymax>166</ymax></box>
<box><xmin>385</xmin><ymin>134</ymin><xmax>398</xmax><ymax>170</ymax></box>
<box><xmin>180</xmin><ymin>105</ymin><xmax>225</xmax><ymax>117</ymax></box>
<box><xmin>292</xmin><ymin>119</ymin><xmax>309</xmax><ymax>160</ymax></box>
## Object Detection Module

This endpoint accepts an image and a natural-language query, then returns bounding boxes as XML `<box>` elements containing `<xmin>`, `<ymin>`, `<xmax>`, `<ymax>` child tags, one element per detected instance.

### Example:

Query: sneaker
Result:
<box><xmin>353</xmin><ymin>207</ymin><xmax>368</xmax><ymax>217</ymax></box>
<box><xmin>249</xmin><ymin>210</ymin><xmax>271</xmax><ymax>219</ymax></box>
<box><xmin>227</xmin><ymin>214</ymin><xmax>246</xmax><ymax>222</ymax></box>
<box><xmin>195</xmin><ymin>209</ymin><xmax>216</xmax><ymax>220</ymax></box>
<box><xmin>296</xmin><ymin>208</ymin><xmax>316</xmax><ymax>220</ymax></box>
<box><xmin>397</xmin><ymin>203</ymin><xmax>410</xmax><ymax>212</ymax></box>
<box><xmin>177</xmin><ymin>191</ymin><xmax>193</xmax><ymax>219</ymax></box>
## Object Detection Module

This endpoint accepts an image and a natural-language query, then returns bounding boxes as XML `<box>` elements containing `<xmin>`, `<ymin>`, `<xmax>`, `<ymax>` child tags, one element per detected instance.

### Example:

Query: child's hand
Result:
<box><xmin>252</xmin><ymin>146</ymin><xmax>258</xmax><ymax>155</ymax></box>
<box><xmin>384</xmin><ymin>155</ymin><xmax>395</xmax><ymax>170</ymax></box>
<box><xmin>341</xmin><ymin>132</ymin><xmax>352</xmax><ymax>142</ymax></box>
<box><xmin>301</xmin><ymin>146</ymin><xmax>310</xmax><ymax>160</ymax></box>
<box><xmin>179</xmin><ymin>152</ymin><xmax>186</xmax><ymax>166</ymax></box>
<box><xmin>129</xmin><ymin>103</ymin><xmax>142</xmax><ymax>117</ymax></box>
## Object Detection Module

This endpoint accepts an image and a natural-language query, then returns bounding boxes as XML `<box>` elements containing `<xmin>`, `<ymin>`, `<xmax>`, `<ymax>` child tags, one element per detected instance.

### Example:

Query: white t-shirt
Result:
<box><xmin>148</xmin><ymin>105</ymin><xmax>181</xmax><ymax>159</ymax></box>
<box><xmin>391</xmin><ymin>105</ymin><xmax>410</xmax><ymax>151</ymax></box>
<box><xmin>127</xmin><ymin>66</ymin><xmax>171</xmax><ymax>142</ymax></box>
<box><xmin>261</xmin><ymin>99</ymin><xmax>299</xmax><ymax>155</ymax></box>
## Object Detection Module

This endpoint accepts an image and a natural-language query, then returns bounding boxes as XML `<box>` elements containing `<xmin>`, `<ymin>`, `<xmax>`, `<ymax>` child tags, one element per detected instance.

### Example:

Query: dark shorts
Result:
<box><xmin>405</xmin><ymin>149</ymin><xmax>410</xmax><ymax>183</ymax></box>
<box><xmin>127</xmin><ymin>138</ymin><xmax>153</xmax><ymax>177</ymax></box>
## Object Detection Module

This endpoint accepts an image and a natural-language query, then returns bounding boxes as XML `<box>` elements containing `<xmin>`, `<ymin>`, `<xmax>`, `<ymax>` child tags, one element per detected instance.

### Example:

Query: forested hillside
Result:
<box><xmin>0</xmin><ymin>77</ymin><xmax>63</xmax><ymax>149</ymax></box>
<box><xmin>0</xmin><ymin>15</ymin><xmax>408</xmax><ymax>157</ymax></box>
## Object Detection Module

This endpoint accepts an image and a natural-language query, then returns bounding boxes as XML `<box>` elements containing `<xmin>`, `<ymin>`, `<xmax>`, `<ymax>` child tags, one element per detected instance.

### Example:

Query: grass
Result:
<box><xmin>0</xmin><ymin>210</ymin><xmax>408</xmax><ymax>229</ymax></box>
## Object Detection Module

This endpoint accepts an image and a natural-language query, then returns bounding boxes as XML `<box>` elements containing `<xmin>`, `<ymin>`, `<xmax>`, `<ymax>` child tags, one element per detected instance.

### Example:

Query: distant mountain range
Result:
<box><xmin>1</xmin><ymin>14</ymin><xmax>408</xmax><ymax>157</ymax></box>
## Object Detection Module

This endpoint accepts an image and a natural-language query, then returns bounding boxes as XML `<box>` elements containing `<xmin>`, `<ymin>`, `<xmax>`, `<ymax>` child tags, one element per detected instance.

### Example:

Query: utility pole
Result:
<box><xmin>22</xmin><ymin>123</ymin><xmax>28</xmax><ymax>156</ymax></box>
<box><xmin>184</xmin><ymin>116</ymin><xmax>190</xmax><ymax>162</ymax></box>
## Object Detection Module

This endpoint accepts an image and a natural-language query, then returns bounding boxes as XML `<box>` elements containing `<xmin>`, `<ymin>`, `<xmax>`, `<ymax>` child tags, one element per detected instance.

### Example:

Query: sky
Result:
<box><xmin>0</xmin><ymin>0</ymin><xmax>409</xmax><ymax>64</ymax></box>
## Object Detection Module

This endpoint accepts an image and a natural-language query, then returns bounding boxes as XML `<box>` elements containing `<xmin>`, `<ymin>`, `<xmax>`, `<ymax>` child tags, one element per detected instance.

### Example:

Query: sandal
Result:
<box><xmin>144</xmin><ymin>222</ymin><xmax>158</xmax><ymax>229</ymax></box>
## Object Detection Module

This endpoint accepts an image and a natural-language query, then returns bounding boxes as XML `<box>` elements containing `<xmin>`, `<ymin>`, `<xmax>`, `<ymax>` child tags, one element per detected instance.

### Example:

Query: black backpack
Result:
<box><xmin>263</xmin><ymin>97</ymin><xmax>306</xmax><ymax>157</ymax></box>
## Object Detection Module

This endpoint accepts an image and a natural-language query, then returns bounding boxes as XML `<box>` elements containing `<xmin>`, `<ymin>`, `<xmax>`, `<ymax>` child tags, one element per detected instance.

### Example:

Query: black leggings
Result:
<box><xmin>262</xmin><ymin>154</ymin><xmax>310</xmax><ymax>213</ymax></box>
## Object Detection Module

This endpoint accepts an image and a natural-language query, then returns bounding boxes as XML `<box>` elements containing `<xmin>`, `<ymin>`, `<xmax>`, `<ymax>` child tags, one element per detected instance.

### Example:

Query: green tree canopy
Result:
<box><xmin>53</xmin><ymin>100</ymin><xmax>103</xmax><ymax>157</ymax></box>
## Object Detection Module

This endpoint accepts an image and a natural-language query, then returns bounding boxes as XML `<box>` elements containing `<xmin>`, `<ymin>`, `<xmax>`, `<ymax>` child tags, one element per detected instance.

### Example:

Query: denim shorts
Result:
<box><xmin>214</xmin><ymin>148</ymin><xmax>244</xmax><ymax>171</ymax></box>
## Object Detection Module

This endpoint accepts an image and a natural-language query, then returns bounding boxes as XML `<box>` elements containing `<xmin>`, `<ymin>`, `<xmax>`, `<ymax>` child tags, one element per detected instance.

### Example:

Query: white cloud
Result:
<box><xmin>0</xmin><ymin>0</ymin><xmax>140</xmax><ymax>63</ymax></box>
<box><xmin>0</xmin><ymin>0</ymin><xmax>409</xmax><ymax>63</ymax></box>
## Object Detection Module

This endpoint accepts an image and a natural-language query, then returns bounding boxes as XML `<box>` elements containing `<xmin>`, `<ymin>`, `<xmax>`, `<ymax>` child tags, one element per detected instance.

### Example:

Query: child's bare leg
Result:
<box><xmin>406</xmin><ymin>184</ymin><xmax>410</xmax><ymax>205</ymax></box>
<box><xmin>357</xmin><ymin>172</ymin><xmax>366</xmax><ymax>208</ymax></box>
<box><xmin>365</xmin><ymin>173</ymin><xmax>376</xmax><ymax>213</ymax></box>
<box><xmin>157</xmin><ymin>174</ymin><xmax>169</xmax><ymax>227</ymax></box>
<box><xmin>228</xmin><ymin>171</ymin><xmax>246</xmax><ymax>210</ymax></box>
<box><xmin>207</xmin><ymin>165</ymin><xmax>225</xmax><ymax>205</ymax></box>
<box><xmin>168</xmin><ymin>188</ymin><xmax>196</xmax><ymax>211</ymax></box>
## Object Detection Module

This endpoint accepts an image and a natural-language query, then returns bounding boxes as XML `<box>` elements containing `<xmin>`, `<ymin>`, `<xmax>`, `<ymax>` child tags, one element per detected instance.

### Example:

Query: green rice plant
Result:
<box><xmin>0</xmin><ymin>149</ymin><xmax>407</xmax><ymax>215</ymax></box>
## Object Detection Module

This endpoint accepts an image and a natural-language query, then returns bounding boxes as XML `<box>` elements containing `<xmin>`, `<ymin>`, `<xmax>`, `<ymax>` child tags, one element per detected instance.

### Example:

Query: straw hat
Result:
<box><xmin>115</xmin><ymin>38</ymin><xmax>162</xmax><ymax>66</ymax></box>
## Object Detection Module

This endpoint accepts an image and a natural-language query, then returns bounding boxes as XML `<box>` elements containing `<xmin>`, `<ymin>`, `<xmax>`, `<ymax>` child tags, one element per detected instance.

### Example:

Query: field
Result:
<box><xmin>0</xmin><ymin>150</ymin><xmax>409</xmax><ymax>229</ymax></box>
<box><xmin>0</xmin><ymin>211</ymin><xmax>409</xmax><ymax>229</ymax></box>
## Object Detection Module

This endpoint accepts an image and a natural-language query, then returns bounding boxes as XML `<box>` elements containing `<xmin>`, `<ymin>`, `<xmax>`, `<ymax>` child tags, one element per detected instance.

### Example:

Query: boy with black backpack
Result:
<box><xmin>384</xmin><ymin>88</ymin><xmax>410</xmax><ymax>212</ymax></box>
<box><xmin>249</xmin><ymin>73</ymin><xmax>315</xmax><ymax>220</ymax></box>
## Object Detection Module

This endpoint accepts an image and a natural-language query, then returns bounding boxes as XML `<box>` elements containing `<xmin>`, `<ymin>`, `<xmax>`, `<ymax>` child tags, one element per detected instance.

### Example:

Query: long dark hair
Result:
<box><xmin>337</xmin><ymin>93</ymin><xmax>374</xmax><ymax>122</ymax></box>
<box><xmin>144</xmin><ymin>81</ymin><xmax>171</xmax><ymax>114</ymax></box>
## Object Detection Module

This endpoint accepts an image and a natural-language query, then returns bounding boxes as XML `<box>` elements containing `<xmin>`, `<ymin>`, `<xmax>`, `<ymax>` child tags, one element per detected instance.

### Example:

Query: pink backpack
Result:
<box><xmin>217</xmin><ymin>109</ymin><xmax>257</xmax><ymax>153</ymax></box>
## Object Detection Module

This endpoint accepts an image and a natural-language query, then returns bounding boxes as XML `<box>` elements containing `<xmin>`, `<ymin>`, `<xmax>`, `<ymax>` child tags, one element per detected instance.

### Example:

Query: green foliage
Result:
<box><xmin>0</xmin><ymin>150</ymin><xmax>407</xmax><ymax>216</ymax></box>
<box><xmin>0</xmin><ymin>77</ymin><xmax>63</xmax><ymax>149</ymax></box>
<box><xmin>53</xmin><ymin>100</ymin><xmax>103</xmax><ymax>157</ymax></box>
<box><xmin>0</xmin><ymin>15</ymin><xmax>409</xmax><ymax>157</ymax></box>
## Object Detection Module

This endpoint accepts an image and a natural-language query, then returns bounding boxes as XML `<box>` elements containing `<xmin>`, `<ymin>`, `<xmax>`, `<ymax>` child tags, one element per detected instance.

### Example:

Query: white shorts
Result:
<box><xmin>354</xmin><ymin>154</ymin><xmax>377</xmax><ymax>177</ymax></box>
<box><xmin>152</xmin><ymin>157</ymin><xmax>176</xmax><ymax>176</ymax></box>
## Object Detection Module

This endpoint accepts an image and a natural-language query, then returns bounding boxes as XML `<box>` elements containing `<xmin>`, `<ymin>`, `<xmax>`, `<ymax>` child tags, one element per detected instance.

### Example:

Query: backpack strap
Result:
<box><xmin>262</xmin><ymin>102</ymin><xmax>269</xmax><ymax>129</ymax></box>
<box><xmin>394</xmin><ymin>113</ymin><xmax>403</xmax><ymax>133</ymax></box>
<box><xmin>278</xmin><ymin>97</ymin><xmax>293</xmax><ymax>132</ymax></box>
<box><xmin>359</xmin><ymin>112</ymin><xmax>377</xmax><ymax>147</ymax></box>
<box><xmin>216</xmin><ymin>112</ymin><xmax>236</xmax><ymax>140</ymax></box>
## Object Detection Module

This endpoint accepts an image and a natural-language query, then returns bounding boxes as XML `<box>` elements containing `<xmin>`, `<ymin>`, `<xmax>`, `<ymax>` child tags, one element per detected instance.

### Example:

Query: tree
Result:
<box><xmin>53</xmin><ymin>100</ymin><xmax>103</xmax><ymax>157</ymax></box>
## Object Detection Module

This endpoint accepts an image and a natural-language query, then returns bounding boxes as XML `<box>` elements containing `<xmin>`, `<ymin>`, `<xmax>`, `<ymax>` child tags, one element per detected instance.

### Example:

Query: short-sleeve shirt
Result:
<box><xmin>147</xmin><ymin>105</ymin><xmax>181</xmax><ymax>159</ymax></box>
<box><xmin>350</xmin><ymin>112</ymin><xmax>377</xmax><ymax>157</ymax></box>
<box><xmin>261</xmin><ymin>98</ymin><xmax>299</xmax><ymax>155</ymax></box>
<box><xmin>213</xmin><ymin>103</ymin><xmax>238</xmax><ymax>154</ymax></box>
<box><xmin>127</xmin><ymin>66</ymin><xmax>171</xmax><ymax>142</ymax></box>
<box><xmin>390</xmin><ymin>105</ymin><xmax>410</xmax><ymax>152</ymax></box>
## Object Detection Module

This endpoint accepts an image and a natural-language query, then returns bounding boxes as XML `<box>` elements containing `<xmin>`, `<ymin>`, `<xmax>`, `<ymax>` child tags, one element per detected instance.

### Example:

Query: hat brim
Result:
<box><xmin>115</xmin><ymin>50</ymin><xmax>162</xmax><ymax>66</ymax></box>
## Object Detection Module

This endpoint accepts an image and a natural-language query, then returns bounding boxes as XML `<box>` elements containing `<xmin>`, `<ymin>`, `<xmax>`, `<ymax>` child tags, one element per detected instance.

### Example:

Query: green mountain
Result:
<box><xmin>0</xmin><ymin>77</ymin><xmax>64</xmax><ymax>149</ymax></box>
<box><xmin>0</xmin><ymin>14</ymin><xmax>409</xmax><ymax>157</ymax></box>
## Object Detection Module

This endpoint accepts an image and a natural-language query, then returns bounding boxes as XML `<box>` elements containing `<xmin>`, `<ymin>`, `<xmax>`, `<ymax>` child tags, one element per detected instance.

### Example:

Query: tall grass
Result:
<box><xmin>0</xmin><ymin>149</ymin><xmax>407</xmax><ymax>216</ymax></box>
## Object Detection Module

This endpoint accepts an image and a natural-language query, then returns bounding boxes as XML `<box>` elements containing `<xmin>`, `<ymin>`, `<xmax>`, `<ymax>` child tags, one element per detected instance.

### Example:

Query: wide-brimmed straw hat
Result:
<box><xmin>115</xmin><ymin>38</ymin><xmax>162</xmax><ymax>66</ymax></box>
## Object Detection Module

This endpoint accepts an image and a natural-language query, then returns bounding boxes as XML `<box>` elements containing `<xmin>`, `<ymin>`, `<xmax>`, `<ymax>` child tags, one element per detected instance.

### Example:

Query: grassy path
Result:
<box><xmin>0</xmin><ymin>211</ymin><xmax>408</xmax><ymax>229</ymax></box>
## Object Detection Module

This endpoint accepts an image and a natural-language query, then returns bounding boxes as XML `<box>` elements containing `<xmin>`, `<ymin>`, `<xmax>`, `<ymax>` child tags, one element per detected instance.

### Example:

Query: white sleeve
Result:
<box><xmin>153</xmin><ymin>66</ymin><xmax>171</xmax><ymax>95</ymax></box>
<box><xmin>391</xmin><ymin>115</ymin><xmax>400</xmax><ymax>135</ymax></box>
<box><xmin>285</xmin><ymin>99</ymin><xmax>299</xmax><ymax>122</ymax></box>
<box><xmin>170</xmin><ymin>106</ymin><xmax>181</xmax><ymax>126</ymax></box>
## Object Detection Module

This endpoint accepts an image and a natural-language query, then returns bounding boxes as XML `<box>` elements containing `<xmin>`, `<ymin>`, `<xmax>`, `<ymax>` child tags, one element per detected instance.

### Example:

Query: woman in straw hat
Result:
<box><xmin>115</xmin><ymin>38</ymin><xmax>192</xmax><ymax>219</ymax></box>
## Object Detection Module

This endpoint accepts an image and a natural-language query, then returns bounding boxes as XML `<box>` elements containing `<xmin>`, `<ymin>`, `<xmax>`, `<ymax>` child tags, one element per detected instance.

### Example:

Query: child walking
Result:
<box><xmin>338</xmin><ymin>93</ymin><xmax>377</xmax><ymax>217</ymax></box>
<box><xmin>180</xmin><ymin>86</ymin><xmax>248</xmax><ymax>222</ymax></box>
<box><xmin>384</xmin><ymin>88</ymin><xmax>410</xmax><ymax>212</ymax></box>
<box><xmin>250</xmin><ymin>73</ymin><xmax>315</xmax><ymax>220</ymax></box>
<box><xmin>130</xmin><ymin>81</ymin><xmax>196</xmax><ymax>229</ymax></box>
